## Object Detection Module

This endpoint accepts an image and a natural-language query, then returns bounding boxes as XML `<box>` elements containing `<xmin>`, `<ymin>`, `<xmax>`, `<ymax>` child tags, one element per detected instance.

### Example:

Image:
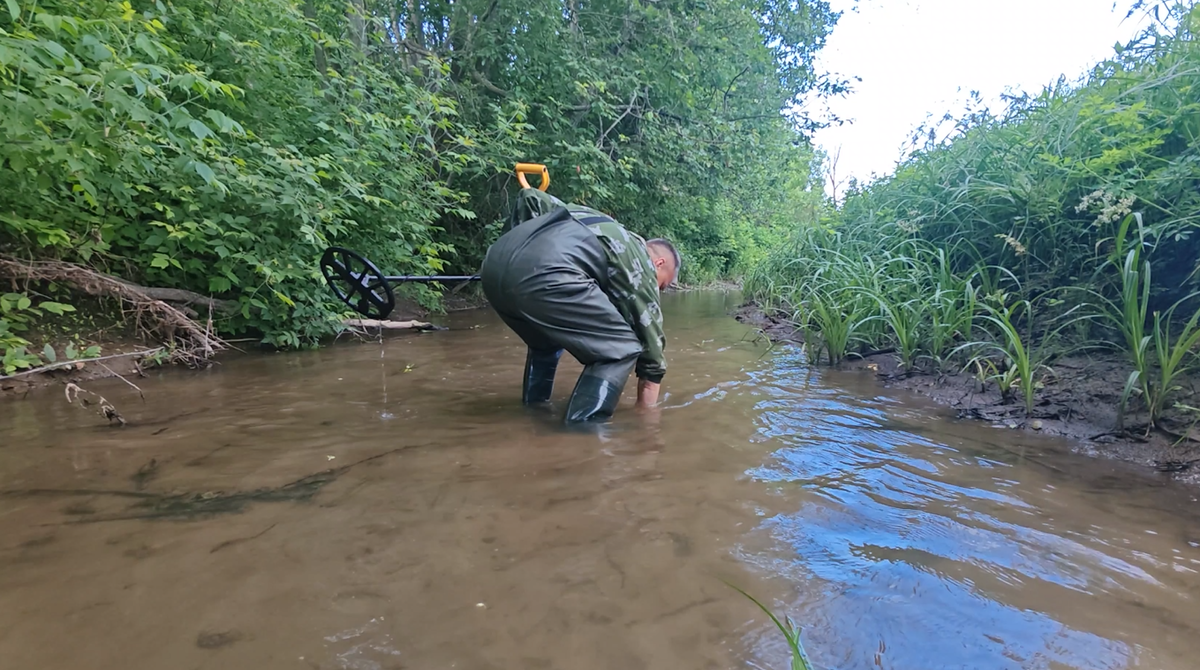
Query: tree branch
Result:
<box><xmin>598</xmin><ymin>90</ymin><xmax>642</xmax><ymax>149</ymax></box>
<box><xmin>722</xmin><ymin>65</ymin><xmax>751</xmax><ymax>113</ymax></box>
<box><xmin>402</xmin><ymin>39</ymin><xmax>436</xmax><ymax>57</ymax></box>
<box><xmin>470</xmin><ymin>69</ymin><xmax>509</xmax><ymax>97</ymax></box>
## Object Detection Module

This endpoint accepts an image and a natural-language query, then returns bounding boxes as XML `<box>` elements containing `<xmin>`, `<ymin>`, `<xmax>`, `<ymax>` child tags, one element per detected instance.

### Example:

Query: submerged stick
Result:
<box><xmin>64</xmin><ymin>382</ymin><xmax>125</xmax><ymax>426</ymax></box>
<box><xmin>97</xmin><ymin>362</ymin><xmax>147</xmax><ymax>402</ymax></box>
<box><xmin>210</xmin><ymin>523</ymin><xmax>278</xmax><ymax>553</ymax></box>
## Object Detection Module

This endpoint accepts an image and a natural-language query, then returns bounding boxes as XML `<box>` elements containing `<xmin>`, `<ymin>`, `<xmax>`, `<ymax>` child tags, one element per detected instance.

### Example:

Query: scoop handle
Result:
<box><xmin>515</xmin><ymin>163</ymin><xmax>550</xmax><ymax>191</ymax></box>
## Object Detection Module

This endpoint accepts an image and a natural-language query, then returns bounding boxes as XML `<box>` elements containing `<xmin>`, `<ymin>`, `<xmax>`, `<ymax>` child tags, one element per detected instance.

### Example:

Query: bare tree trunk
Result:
<box><xmin>347</xmin><ymin>0</ymin><xmax>367</xmax><ymax>60</ymax></box>
<box><xmin>568</xmin><ymin>0</ymin><xmax>579</xmax><ymax>33</ymax></box>
<box><xmin>303</xmin><ymin>0</ymin><xmax>329</xmax><ymax>77</ymax></box>
<box><xmin>406</xmin><ymin>0</ymin><xmax>422</xmax><ymax>65</ymax></box>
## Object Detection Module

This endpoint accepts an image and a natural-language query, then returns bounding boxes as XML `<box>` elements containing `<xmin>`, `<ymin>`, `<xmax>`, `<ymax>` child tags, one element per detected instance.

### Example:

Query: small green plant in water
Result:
<box><xmin>725</xmin><ymin>581</ymin><xmax>816</xmax><ymax>670</ymax></box>
<box><xmin>800</xmin><ymin>290</ymin><xmax>863</xmax><ymax>367</ymax></box>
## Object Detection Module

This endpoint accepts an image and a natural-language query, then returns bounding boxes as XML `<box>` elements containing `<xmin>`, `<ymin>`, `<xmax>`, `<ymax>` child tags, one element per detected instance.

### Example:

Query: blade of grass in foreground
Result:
<box><xmin>724</xmin><ymin>580</ymin><xmax>816</xmax><ymax>670</ymax></box>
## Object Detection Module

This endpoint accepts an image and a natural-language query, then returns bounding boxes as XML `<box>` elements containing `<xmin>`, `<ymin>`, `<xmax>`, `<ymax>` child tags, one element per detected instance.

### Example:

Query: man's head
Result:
<box><xmin>645</xmin><ymin>238</ymin><xmax>680</xmax><ymax>290</ymax></box>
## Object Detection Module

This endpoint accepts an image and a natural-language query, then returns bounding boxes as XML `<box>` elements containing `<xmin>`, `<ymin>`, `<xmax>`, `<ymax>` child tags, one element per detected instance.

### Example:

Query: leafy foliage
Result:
<box><xmin>0</xmin><ymin>291</ymin><xmax>86</xmax><ymax>373</ymax></box>
<box><xmin>747</xmin><ymin>3</ymin><xmax>1200</xmax><ymax>424</ymax></box>
<box><xmin>2</xmin><ymin>0</ymin><xmax>837</xmax><ymax>356</ymax></box>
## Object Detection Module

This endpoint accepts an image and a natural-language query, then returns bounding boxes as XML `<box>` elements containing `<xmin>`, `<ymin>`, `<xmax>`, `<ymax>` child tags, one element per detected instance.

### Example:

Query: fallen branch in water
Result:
<box><xmin>0</xmin><ymin>487</ymin><xmax>161</xmax><ymax>499</ymax></box>
<box><xmin>41</xmin><ymin>445</ymin><xmax>416</xmax><ymax>524</ymax></box>
<box><xmin>98</xmin><ymin>362</ymin><xmax>147</xmax><ymax>402</ymax></box>
<box><xmin>64</xmin><ymin>382</ymin><xmax>125</xmax><ymax>426</ymax></box>
<box><xmin>342</xmin><ymin>318</ymin><xmax>439</xmax><ymax>330</ymax></box>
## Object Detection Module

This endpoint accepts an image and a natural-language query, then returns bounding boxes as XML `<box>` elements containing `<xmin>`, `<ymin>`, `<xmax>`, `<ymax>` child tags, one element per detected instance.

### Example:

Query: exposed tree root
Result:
<box><xmin>0</xmin><ymin>254</ymin><xmax>227</xmax><ymax>366</ymax></box>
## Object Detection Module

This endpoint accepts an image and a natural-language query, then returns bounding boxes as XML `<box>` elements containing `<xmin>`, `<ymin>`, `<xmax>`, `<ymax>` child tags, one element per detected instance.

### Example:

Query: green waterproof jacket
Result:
<box><xmin>507</xmin><ymin>188</ymin><xmax>667</xmax><ymax>383</ymax></box>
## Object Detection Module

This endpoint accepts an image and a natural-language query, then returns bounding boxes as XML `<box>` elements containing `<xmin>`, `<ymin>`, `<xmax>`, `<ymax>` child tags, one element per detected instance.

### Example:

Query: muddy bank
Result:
<box><xmin>734</xmin><ymin>303</ymin><xmax>1200</xmax><ymax>486</ymax></box>
<box><xmin>0</xmin><ymin>287</ymin><xmax>487</xmax><ymax>400</ymax></box>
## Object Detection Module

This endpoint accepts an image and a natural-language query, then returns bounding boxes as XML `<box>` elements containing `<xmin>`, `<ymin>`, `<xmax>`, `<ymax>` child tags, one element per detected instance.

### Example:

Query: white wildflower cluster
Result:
<box><xmin>1075</xmin><ymin>189</ymin><xmax>1135</xmax><ymax>227</ymax></box>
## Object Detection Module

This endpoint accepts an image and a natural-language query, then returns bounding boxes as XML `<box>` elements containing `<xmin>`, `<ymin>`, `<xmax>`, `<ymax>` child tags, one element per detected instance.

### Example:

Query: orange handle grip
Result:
<box><xmin>515</xmin><ymin>162</ymin><xmax>550</xmax><ymax>191</ymax></box>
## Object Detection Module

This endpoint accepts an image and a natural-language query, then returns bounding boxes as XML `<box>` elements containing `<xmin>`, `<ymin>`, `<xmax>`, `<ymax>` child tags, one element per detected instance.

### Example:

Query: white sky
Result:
<box><xmin>805</xmin><ymin>0</ymin><xmax>1155</xmax><ymax>191</ymax></box>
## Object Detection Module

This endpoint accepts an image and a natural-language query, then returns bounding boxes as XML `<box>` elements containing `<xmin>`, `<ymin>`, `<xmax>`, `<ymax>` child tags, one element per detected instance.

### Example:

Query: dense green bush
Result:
<box><xmin>837</xmin><ymin>2</ymin><xmax>1199</xmax><ymax>304</ymax></box>
<box><xmin>1</xmin><ymin>0</ymin><xmax>525</xmax><ymax>349</ymax></box>
<box><xmin>1</xmin><ymin>0</ymin><xmax>836</xmax><ymax>364</ymax></box>
<box><xmin>747</xmin><ymin>2</ymin><xmax>1200</xmax><ymax>421</ymax></box>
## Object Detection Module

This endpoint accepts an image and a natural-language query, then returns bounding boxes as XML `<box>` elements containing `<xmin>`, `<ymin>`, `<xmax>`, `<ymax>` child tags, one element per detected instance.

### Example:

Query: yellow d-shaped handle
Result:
<box><xmin>515</xmin><ymin>163</ymin><xmax>550</xmax><ymax>191</ymax></box>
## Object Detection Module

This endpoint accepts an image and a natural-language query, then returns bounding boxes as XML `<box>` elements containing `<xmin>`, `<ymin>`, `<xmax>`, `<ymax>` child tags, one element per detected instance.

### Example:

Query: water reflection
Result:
<box><xmin>741</xmin><ymin>344</ymin><xmax>1199</xmax><ymax>669</ymax></box>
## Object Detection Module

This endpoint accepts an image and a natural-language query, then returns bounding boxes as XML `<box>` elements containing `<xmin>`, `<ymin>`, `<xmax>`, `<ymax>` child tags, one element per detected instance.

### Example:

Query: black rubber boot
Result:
<box><xmin>563</xmin><ymin>357</ymin><xmax>637</xmax><ymax>423</ymax></box>
<box><xmin>522</xmin><ymin>348</ymin><xmax>562</xmax><ymax>404</ymax></box>
<box><xmin>563</xmin><ymin>375</ymin><xmax>625</xmax><ymax>423</ymax></box>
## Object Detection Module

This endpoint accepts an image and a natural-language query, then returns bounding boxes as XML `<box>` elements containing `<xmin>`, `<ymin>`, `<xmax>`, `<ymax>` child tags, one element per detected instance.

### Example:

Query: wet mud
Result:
<box><xmin>736</xmin><ymin>302</ymin><xmax>1200</xmax><ymax>486</ymax></box>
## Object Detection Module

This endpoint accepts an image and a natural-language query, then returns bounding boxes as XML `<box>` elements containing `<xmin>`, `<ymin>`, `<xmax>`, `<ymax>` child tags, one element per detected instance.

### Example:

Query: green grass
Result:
<box><xmin>743</xmin><ymin>6</ymin><xmax>1200</xmax><ymax>431</ymax></box>
<box><xmin>725</xmin><ymin>581</ymin><xmax>816</xmax><ymax>670</ymax></box>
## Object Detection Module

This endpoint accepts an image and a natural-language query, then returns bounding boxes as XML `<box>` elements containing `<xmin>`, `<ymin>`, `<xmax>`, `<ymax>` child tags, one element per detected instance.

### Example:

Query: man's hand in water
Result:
<box><xmin>636</xmin><ymin>379</ymin><xmax>660</xmax><ymax>408</ymax></box>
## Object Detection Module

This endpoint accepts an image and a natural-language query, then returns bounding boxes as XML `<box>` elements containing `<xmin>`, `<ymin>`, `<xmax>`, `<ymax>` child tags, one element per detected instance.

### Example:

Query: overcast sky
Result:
<box><xmin>805</xmin><ymin>0</ymin><xmax>1154</xmax><ymax>190</ymax></box>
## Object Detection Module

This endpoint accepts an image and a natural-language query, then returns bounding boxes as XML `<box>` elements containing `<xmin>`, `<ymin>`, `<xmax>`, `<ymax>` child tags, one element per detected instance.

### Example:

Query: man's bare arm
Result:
<box><xmin>637</xmin><ymin>378</ymin><xmax>660</xmax><ymax>407</ymax></box>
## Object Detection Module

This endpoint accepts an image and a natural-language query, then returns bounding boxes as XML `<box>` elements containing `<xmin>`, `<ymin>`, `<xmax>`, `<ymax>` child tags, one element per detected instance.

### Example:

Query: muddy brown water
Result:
<box><xmin>2</xmin><ymin>291</ymin><xmax>1199</xmax><ymax>670</ymax></box>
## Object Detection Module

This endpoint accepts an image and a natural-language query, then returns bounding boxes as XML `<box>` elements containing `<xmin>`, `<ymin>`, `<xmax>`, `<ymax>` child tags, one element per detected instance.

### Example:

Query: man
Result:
<box><xmin>481</xmin><ymin>188</ymin><xmax>680</xmax><ymax>423</ymax></box>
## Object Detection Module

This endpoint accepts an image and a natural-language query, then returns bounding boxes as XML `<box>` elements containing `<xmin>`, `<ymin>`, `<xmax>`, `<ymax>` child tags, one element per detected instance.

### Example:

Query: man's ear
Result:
<box><xmin>653</xmin><ymin>255</ymin><xmax>666</xmax><ymax>268</ymax></box>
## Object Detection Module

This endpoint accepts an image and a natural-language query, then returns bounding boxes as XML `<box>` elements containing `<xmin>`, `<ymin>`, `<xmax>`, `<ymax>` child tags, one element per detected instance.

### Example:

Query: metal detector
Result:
<box><xmin>318</xmin><ymin>162</ymin><xmax>550</xmax><ymax>319</ymax></box>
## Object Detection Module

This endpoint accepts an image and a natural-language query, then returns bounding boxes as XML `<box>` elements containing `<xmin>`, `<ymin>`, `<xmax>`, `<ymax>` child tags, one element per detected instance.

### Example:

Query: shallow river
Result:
<box><xmin>2</xmin><ymin>291</ymin><xmax>1199</xmax><ymax>670</ymax></box>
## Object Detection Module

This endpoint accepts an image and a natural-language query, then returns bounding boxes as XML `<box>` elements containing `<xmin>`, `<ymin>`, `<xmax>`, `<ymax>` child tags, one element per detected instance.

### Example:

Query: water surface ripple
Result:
<box><xmin>1</xmin><ymin>291</ymin><xmax>1197</xmax><ymax>670</ymax></box>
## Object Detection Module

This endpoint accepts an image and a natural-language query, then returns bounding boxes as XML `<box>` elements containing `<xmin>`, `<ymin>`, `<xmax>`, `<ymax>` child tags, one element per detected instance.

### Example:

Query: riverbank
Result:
<box><xmin>735</xmin><ymin>302</ymin><xmax>1200</xmax><ymax>487</ymax></box>
<box><xmin>0</xmin><ymin>288</ymin><xmax>471</xmax><ymax>400</ymax></box>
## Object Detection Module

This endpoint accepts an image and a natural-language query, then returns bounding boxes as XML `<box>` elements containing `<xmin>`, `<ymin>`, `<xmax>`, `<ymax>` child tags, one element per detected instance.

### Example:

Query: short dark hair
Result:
<box><xmin>646</xmin><ymin>238</ymin><xmax>681</xmax><ymax>277</ymax></box>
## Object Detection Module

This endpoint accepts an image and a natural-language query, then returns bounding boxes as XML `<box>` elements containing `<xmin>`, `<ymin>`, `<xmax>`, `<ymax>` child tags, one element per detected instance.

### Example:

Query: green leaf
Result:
<box><xmin>38</xmin><ymin>301</ymin><xmax>74</xmax><ymax>315</ymax></box>
<box><xmin>35</xmin><ymin>12</ymin><xmax>61</xmax><ymax>33</ymax></box>
<box><xmin>5</xmin><ymin>0</ymin><xmax>19</xmax><ymax>22</ymax></box>
<box><xmin>134</xmin><ymin>33</ymin><xmax>158</xmax><ymax>60</ymax></box>
<box><xmin>193</xmin><ymin>161</ymin><xmax>217</xmax><ymax>185</ymax></box>
<box><xmin>205</xmin><ymin>109</ymin><xmax>239</xmax><ymax>134</ymax></box>
<box><xmin>150</xmin><ymin>254</ymin><xmax>170</xmax><ymax>269</ymax></box>
<box><xmin>83</xmin><ymin>345</ymin><xmax>101</xmax><ymax>358</ymax></box>
<box><xmin>64</xmin><ymin>342</ymin><xmax>77</xmax><ymax>359</ymax></box>
<box><xmin>42</xmin><ymin>344</ymin><xmax>56</xmax><ymax>363</ymax></box>
<box><xmin>188</xmin><ymin>119</ymin><xmax>213</xmax><ymax>140</ymax></box>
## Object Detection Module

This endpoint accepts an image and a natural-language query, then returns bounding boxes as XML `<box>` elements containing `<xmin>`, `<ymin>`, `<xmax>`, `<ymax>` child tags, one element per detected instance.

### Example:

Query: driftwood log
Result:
<box><xmin>342</xmin><ymin>319</ymin><xmax>437</xmax><ymax>330</ymax></box>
